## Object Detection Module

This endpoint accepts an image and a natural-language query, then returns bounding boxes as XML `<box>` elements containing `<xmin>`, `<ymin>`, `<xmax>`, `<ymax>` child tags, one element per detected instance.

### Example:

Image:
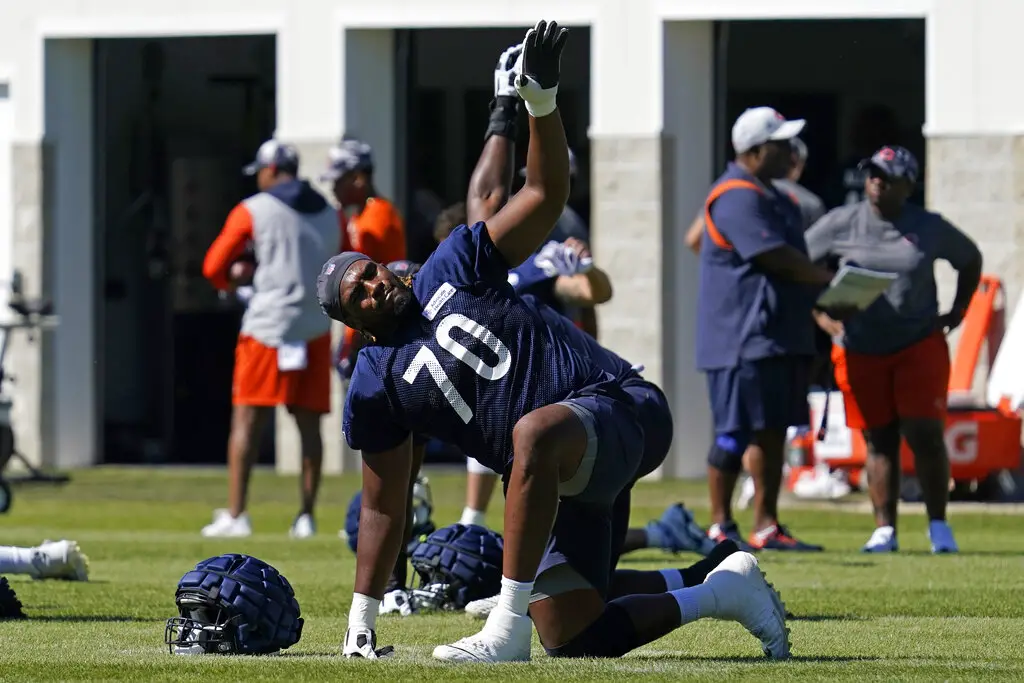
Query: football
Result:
<box><xmin>229</xmin><ymin>241</ymin><xmax>257</xmax><ymax>286</ymax></box>
<box><xmin>228</xmin><ymin>259</ymin><xmax>255</xmax><ymax>286</ymax></box>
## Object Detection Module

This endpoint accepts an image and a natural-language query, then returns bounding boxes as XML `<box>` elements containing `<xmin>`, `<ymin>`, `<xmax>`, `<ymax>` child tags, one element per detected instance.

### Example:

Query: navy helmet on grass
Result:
<box><xmin>409</xmin><ymin>523</ymin><xmax>504</xmax><ymax>611</ymax></box>
<box><xmin>165</xmin><ymin>553</ymin><xmax>303</xmax><ymax>655</ymax></box>
<box><xmin>343</xmin><ymin>476</ymin><xmax>436</xmax><ymax>553</ymax></box>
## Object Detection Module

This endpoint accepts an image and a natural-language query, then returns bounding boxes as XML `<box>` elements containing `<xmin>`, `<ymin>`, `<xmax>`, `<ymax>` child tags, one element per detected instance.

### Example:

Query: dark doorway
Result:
<box><xmin>719</xmin><ymin>19</ymin><xmax>926</xmax><ymax>208</ymax></box>
<box><xmin>93</xmin><ymin>35</ymin><xmax>277</xmax><ymax>465</ymax></box>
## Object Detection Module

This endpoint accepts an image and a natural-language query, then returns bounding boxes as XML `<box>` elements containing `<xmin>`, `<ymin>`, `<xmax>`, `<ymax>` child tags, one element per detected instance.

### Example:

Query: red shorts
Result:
<box><xmin>831</xmin><ymin>331</ymin><xmax>949</xmax><ymax>430</ymax></box>
<box><xmin>232</xmin><ymin>333</ymin><xmax>332</xmax><ymax>414</ymax></box>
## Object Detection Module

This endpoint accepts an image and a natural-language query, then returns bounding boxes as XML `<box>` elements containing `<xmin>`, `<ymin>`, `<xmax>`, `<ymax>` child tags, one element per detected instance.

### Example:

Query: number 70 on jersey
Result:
<box><xmin>402</xmin><ymin>313</ymin><xmax>512</xmax><ymax>424</ymax></box>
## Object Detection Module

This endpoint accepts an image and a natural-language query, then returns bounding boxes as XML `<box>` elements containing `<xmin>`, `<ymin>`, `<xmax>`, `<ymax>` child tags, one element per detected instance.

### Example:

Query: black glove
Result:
<box><xmin>514</xmin><ymin>20</ymin><xmax>569</xmax><ymax>117</ymax></box>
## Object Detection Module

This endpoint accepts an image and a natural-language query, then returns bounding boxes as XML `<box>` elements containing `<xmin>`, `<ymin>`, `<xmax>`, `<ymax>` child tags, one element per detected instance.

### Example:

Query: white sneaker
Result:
<box><xmin>928</xmin><ymin>520</ymin><xmax>959</xmax><ymax>554</ymax></box>
<box><xmin>289</xmin><ymin>513</ymin><xmax>316</xmax><ymax>539</ymax></box>
<box><xmin>465</xmin><ymin>594</ymin><xmax>500</xmax><ymax>620</ymax></box>
<box><xmin>201</xmin><ymin>510</ymin><xmax>252</xmax><ymax>537</ymax></box>
<box><xmin>862</xmin><ymin>525</ymin><xmax>899</xmax><ymax>553</ymax></box>
<box><xmin>30</xmin><ymin>540</ymin><xmax>90</xmax><ymax>581</ymax></box>
<box><xmin>704</xmin><ymin>551</ymin><xmax>790</xmax><ymax>659</ymax></box>
<box><xmin>433</xmin><ymin>604</ymin><xmax>532</xmax><ymax>662</ymax></box>
<box><xmin>380</xmin><ymin>589</ymin><xmax>415</xmax><ymax>616</ymax></box>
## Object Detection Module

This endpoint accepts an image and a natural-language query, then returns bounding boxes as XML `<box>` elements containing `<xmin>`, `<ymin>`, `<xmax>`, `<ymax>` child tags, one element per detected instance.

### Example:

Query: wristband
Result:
<box><xmin>484</xmin><ymin>96</ymin><xmax>521</xmax><ymax>142</ymax></box>
<box><xmin>349</xmin><ymin>593</ymin><xmax>379</xmax><ymax>630</ymax></box>
<box><xmin>516</xmin><ymin>81</ymin><xmax>558</xmax><ymax>118</ymax></box>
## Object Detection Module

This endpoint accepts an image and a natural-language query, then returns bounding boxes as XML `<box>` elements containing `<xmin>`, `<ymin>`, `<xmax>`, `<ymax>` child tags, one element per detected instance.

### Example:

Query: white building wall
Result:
<box><xmin>1</xmin><ymin>0</ymin><xmax>1022</xmax><ymax>469</ymax></box>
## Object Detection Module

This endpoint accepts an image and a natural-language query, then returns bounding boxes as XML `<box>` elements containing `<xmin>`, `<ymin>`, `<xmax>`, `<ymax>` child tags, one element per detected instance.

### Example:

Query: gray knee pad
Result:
<box><xmin>544</xmin><ymin>602</ymin><xmax>639</xmax><ymax>659</ymax></box>
<box><xmin>707</xmin><ymin>433</ymin><xmax>746</xmax><ymax>473</ymax></box>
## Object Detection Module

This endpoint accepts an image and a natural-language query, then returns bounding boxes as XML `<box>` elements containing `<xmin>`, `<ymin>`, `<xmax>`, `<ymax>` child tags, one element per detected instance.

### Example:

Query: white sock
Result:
<box><xmin>659</xmin><ymin>568</ymin><xmax>685</xmax><ymax>592</ymax></box>
<box><xmin>496</xmin><ymin>576</ymin><xmax>533</xmax><ymax>617</ymax></box>
<box><xmin>0</xmin><ymin>545</ymin><xmax>35</xmax><ymax>574</ymax></box>
<box><xmin>669</xmin><ymin>584</ymin><xmax>718</xmax><ymax>624</ymax></box>
<box><xmin>460</xmin><ymin>507</ymin><xmax>487</xmax><ymax>527</ymax></box>
<box><xmin>482</xmin><ymin>576</ymin><xmax>533</xmax><ymax>641</ymax></box>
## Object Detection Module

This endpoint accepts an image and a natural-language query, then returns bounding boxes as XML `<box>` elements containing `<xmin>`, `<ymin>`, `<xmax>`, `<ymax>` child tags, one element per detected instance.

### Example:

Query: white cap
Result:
<box><xmin>731</xmin><ymin>107</ymin><xmax>806</xmax><ymax>154</ymax></box>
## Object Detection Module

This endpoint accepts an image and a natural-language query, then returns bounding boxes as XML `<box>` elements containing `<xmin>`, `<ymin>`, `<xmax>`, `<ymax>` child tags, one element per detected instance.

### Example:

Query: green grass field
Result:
<box><xmin>1</xmin><ymin>466</ymin><xmax>1023</xmax><ymax>681</ymax></box>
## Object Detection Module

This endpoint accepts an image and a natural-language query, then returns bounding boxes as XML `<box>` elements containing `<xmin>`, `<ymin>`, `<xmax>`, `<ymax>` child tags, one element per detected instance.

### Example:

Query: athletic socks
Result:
<box><xmin>483</xmin><ymin>576</ymin><xmax>534</xmax><ymax>641</ymax></box>
<box><xmin>0</xmin><ymin>546</ymin><xmax>35</xmax><ymax>575</ymax></box>
<box><xmin>460</xmin><ymin>507</ymin><xmax>487</xmax><ymax>527</ymax></box>
<box><xmin>669</xmin><ymin>584</ymin><xmax>719</xmax><ymax>625</ymax></box>
<box><xmin>496</xmin><ymin>576</ymin><xmax>532</xmax><ymax>617</ymax></box>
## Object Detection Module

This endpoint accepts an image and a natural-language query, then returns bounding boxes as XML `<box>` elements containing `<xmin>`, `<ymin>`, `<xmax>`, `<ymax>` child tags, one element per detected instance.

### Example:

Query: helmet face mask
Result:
<box><xmin>165</xmin><ymin>595</ymin><xmax>240</xmax><ymax>655</ymax></box>
<box><xmin>409</xmin><ymin>524</ymin><xmax>504</xmax><ymax>611</ymax></box>
<box><xmin>165</xmin><ymin>554</ymin><xmax>303</xmax><ymax>656</ymax></box>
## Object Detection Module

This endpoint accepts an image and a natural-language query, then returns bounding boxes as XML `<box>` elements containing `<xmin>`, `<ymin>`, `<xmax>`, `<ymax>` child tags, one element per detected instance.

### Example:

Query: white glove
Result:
<box><xmin>533</xmin><ymin>241</ymin><xmax>593</xmax><ymax>277</ymax></box>
<box><xmin>342</xmin><ymin>626</ymin><xmax>395</xmax><ymax>659</ymax></box>
<box><xmin>378</xmin><ymin>589</ymin><xmax>415</xmax><ymax>617</ymax></box>
<box><xmin>494</xmin><ymin>44</ymin><xmax>523</xmax><ymax>99</ymax></box>
<box><xmin>513</xmin><ymin>20</ymin><xmax>569</xmax><ymax>118</ymax></box>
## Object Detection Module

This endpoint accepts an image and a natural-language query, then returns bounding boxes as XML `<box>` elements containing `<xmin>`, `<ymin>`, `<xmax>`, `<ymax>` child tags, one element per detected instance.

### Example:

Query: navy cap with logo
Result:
<box><xmin>320</xmin><ymin>139</ymin><xmax>374</xmax><ymax>183</ymax></box>
<box><xmin>859</xmin><ymin>145</ymin><xmax>919</xmax><ymax>184</ymax></box>
<box><xmin>316</xmin><ymin>252</ymin><xmax>370</xmax><ymax>324</ymax></box>
<box><xmin>242</xmin><ymin>139</ymin><xmax>300</xmax><ymax>176</ymax></box>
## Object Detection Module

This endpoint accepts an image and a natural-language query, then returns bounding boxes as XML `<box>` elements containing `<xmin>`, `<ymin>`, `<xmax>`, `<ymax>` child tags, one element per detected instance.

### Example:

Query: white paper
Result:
<box><xmin>277</xmin><ymin>342</ymin><xmax>308</xmax><ymax>371</ymax></box>
<box><xmin>806</xmin><ymin>391</ymin><xmax>853</xmax><ymax>461</ymax></box>
<box><xmin>816</xmin><ymin>265</ymin><xmax>898</xmax><ymax>311</ymax></box>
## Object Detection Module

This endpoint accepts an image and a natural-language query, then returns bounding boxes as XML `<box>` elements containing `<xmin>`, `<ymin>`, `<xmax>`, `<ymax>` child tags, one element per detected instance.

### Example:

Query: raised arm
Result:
<box><xmin>485</xmin><ymin>20</ymin><xmax>571</xmax><ymax>268</ymax></box>
<box><xmin>467</xmin><ymin>44</ymin><xmax>523</xmax><ymax>225</ymax></box>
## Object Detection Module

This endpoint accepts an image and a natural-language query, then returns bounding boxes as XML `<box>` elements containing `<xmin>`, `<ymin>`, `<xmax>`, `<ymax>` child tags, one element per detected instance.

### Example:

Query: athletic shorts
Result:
<box><xmin>705</xmin><ymin>355</ymin><xmax>811</xmax><ymax>443</ymax></box>
<box><xmin>623</xmin><ymin>377</ymin><xmax>674</xmax><ymax>480</ymax></box>
<box><xmin>831</xmin><ymin>331</ymin><xmax>949</xmax><ymax>430</ymax></box>
<box><xmin>232</xmin><ymin>333</ymin><xmax>331</xmax><ymax>413</ymax></box>
<box><xmin>532</xmin><ymin>390</ymin><xmax>644</xmax><ymax>601</ymax></box>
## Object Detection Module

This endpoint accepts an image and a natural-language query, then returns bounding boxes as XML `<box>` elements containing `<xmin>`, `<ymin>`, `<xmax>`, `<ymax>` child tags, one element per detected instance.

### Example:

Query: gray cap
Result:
<box><xmin>242</xmin><ymin>139</ymin><xmax>300</xmax><ymax>176</ymax></box>
<box><xmin>316</xmin><ymin>252</ymin><xmax>370</xmax><ymax>323</ymax></box>
<box><xmin>320</xmin><ymin>139</ymin><xmax>374</xmax><ymax>182</ymax></box>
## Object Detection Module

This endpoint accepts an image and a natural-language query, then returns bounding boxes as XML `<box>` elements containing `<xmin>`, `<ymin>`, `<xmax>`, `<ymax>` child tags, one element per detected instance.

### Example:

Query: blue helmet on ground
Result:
<box><xmin>344</xmin><ymin>476</ymin><xmax>436</xmax><ymax>554</ymax></box>
<box><xmin>165</xmin><ymin>553</ymin><xmax>303</xmax><ymax>655</ymax></box>
<box><xmin>409</xmin><ymin>523</ymin><xmax>504</xmax><ymax>611</ymax></box>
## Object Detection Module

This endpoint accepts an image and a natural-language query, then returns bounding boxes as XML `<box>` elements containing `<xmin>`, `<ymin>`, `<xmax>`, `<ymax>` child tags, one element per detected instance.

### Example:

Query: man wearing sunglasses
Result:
<box><xmin>804</xmin><ymin>145</ymin><xmax>983</xmax><ymax>554</ymax></box>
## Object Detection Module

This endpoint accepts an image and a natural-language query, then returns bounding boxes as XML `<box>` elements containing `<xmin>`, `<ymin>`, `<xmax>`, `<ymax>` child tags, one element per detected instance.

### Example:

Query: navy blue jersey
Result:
<box><xmin>523</xmin><ymin>294</ymin><xmax>636</xmax><ymax>382</ymax></box>
<box><xmin>343</xmin><ymin>223</ymin><xmax>624</xmax><ymax>473</ymax></box>
<box><xmin>507</xmin><ymin>256</ymin><xmax>562</xmax><ymax>314</ymax></box>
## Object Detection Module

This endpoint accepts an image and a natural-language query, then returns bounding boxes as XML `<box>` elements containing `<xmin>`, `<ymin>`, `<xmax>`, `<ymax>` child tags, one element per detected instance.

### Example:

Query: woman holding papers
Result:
<box><xmin>804</xmin><ymin>145</ymin><xmax>983</xmax><ymax>555</ymax></box>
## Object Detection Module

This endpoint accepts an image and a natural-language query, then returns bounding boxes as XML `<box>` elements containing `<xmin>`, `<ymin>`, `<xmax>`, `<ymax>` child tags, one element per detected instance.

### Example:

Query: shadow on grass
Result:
<box><xmin>895</xmin><ymin>550</ymin><xmax>1024</xmax><ymax>557</ymax></box>
<box><xmin>634</xmin><ymin>653</ymin><xmax>881</xmax><ymax>664</ymax></box>
<box><xmin>28</xmin><ymin>615</ymin><xmax>162</xmax><ymax>623</ymax></box>
<box><xmin>787</xmin><ymin>614</ymin><xmax>869</xmax><ymax>622</ymax></box>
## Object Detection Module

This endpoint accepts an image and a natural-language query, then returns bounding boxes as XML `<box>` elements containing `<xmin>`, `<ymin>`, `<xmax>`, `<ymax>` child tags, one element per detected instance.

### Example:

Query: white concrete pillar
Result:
<box><xmin>590</xmin><ymin>11</ymin><xmax>714</xmax><ymax>479</ymax></box>
<box><xmin>661</xmin><ymin>21</ymin><xmax>715</xmax><ymax>478</ymax></box>
<box><xmin>43</xmin><ymin>39</ymin><xmax>96</xmax><ymax>468</ymax></box>
<box><xmin>274</xmin><ymin>22</ymin><xmax>396</xmax><ymax>476</ymax></box>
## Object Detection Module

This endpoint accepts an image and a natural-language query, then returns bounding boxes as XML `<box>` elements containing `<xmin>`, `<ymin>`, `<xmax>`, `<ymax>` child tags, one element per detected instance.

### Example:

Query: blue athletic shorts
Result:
<box><xmin>705</xmin><ymin>355</ymin><xmax>811</xmax><ymax>445</ymax></box>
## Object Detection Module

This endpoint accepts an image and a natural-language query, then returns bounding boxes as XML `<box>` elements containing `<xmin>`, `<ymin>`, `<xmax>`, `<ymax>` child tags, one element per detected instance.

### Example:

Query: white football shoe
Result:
<box><xmin>433</xmin><ymin>604</ymin><xmax>532</xmax><ymax>663</ymax></box>
<box><xmin>928</xmin><ymin>520</ymin><xmax>959</xmax><ymax>554</ymax></box>
<box><xmin>862</xmin><ymin>525</ymin><xmax>899</xmax><ymax>553</ymax></box>
<box><xmin>704</xmin><ymin>551</ymin><xmax>790</xmax><ymax>659</ymax></box>
<box><xmin>465</xmin><ymin>594</ymin><xmax>499</xmax><ymax>620</ymax></box>
<box><xmin>289</xmin><ymin>513</ymin><xmax>316</xmax><ymax>539</ymax></box>
<box><xmin>379</xmin><ymin>589</ymin><xmax>415</xmax><ymax>616</ymax></box>
<box><xmin>201</xmin><ymin>510</ymin><xmax>252</xmax><ymax>537</ymax></box>
<box><xmin>30</xmin><ymin>540</ymin><xmax>90</xmax><ymax>581</ymax></box>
